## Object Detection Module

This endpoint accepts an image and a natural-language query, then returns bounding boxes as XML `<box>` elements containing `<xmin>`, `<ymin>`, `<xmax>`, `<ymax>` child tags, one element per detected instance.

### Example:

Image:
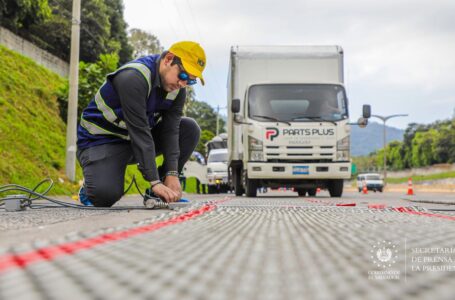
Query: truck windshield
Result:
<box><xmin>208</xmin><ymin>152</ymin><xmax>228</xmax><ymax>163</ymax></box>
<box><xmin>248</xmin><ymin>84</ymin><xmax>348</xmax><ymax>122</ymax></box>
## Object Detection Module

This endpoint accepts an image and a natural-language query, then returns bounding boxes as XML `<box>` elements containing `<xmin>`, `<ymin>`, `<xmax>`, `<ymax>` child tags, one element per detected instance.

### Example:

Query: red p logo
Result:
<box><xmin>265</xmin><ymin>128</ymin><xmax>279</xmax><ymax>141</ymax></box>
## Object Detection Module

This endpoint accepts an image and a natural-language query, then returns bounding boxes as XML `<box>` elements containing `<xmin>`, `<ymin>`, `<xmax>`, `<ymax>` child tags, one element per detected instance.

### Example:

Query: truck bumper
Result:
<box><xmin>247</xmin><ymin>162</ymin><xmax>351</xmax><ymax>179</ymax></box>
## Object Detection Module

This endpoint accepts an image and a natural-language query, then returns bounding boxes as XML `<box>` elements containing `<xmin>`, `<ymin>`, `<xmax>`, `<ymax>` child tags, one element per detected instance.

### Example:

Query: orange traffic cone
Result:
<box><xmin>362</xmin><ymin>180</ymin><xmax>368</xmax><ymax>194</ymax></box>
<box><xmin>407</xmin><ymin>178</ymin><xmax>414</xmax><ymax>195</ymax></box>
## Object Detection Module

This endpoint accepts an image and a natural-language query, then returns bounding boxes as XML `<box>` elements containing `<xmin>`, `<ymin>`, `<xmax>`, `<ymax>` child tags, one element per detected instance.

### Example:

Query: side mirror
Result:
<box><xmin>362</xmin><ymin>104</ymin><xmax>371</xmax><ymax>118</ymax></box>
<box><xmin>232</xmin><ymin>99</ymin><xmax>240</xmax><ymax>113</ymax></box>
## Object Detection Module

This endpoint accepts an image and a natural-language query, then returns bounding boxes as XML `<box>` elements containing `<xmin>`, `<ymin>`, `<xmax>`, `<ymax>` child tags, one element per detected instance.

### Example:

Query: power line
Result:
<box><xmin>184</xmin><ymin>0</ymin><xmax>225</xmax><ymax>100</ymax></box>
<box><xmin>172</xmin><ymin>0</ymin><xmax>190</xmax><ymax>37</ymax></box>
<box><xmin>158</xmin><ymin>0</ymin><xmax>181</xmax><ymax>40</ymax></box>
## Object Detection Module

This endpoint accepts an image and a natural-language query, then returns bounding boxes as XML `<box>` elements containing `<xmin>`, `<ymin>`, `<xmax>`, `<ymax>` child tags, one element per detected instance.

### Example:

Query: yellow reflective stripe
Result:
<box><xmin>94</xmin><ymin>84</ymin><xmax>127</xmax><ymax>129</ymax></box>
<box><xmin>80</xmin><ymin>117</ymin><xmax>130</xmax><ymax>140</ymax></box>
<box><xmin>166</xmin><ymin>90</ymin><xmax>179</xmax><ymax>101</ymax></box>
<box><xmin>117</xmin><ymin>63</ymin><xmax>152</xmax><ymax>96</ymax></box>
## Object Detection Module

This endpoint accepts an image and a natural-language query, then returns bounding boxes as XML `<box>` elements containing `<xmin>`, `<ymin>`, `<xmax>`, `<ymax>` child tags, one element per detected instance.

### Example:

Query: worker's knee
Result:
<box><xmin>180</xmin><ymin>117</ymin><xmax>201</xmax><ymax>143</ymax></box>
<box><xmin>86</xmin><ymin>184</ymin><xmax>123</xmax><ymax>207</ymax></box>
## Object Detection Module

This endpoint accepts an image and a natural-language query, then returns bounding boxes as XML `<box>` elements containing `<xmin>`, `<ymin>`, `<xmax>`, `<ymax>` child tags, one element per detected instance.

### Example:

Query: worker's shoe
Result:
<box><xmin>78</xmin><ymin>186</ymin><xmax>94</xmax><ymax>206</ymax></box>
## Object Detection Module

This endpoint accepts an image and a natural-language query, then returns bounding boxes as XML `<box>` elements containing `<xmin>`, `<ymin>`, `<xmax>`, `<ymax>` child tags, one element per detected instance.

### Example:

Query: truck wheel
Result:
<box><xmin>208</xmin><ymin>185</ymin><xmax>217</xmax><ymax>194</ymax></box>
<box><xmin>297</xmin><ymin>189</ymin><xmax>307</xmax><ymax>197</ymax></box>
<box><xmin>328</xmin><ymin>180</ymin><xmax>343</xmax><ymax>197</ymax></box>
<box><xmin>244</xmin><ymin>173</ymin><xmax>258</xmax><ymax>197</ymax></box>
<box><xmin>245</xmin><ymin>179</ymin><xmax>257</xmax><ymax>197</ymax></box>
<box><xmin>233</xmin><ymin>168</ymin><xmax>243</xmax><ymax>196</ymax></box>
<box><xmin>307</xmin><ymin>188</ymin><xmax>317</xmax><ymax>196</ymax></box>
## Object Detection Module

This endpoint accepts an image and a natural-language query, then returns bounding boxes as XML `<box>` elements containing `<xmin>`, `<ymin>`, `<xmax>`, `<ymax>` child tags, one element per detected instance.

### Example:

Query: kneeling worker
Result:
<box><xmin>76</xmin><ymin>41</ymin><xmax>206</xmax><ymax>207</ymax></box>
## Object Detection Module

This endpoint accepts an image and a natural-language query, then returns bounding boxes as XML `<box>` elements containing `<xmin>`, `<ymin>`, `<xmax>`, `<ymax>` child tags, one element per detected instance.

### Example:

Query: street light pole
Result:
<box><xmin>371</xmin><ymin>114</ymin><xmax>408</xmax><ymax>184</ymax></box>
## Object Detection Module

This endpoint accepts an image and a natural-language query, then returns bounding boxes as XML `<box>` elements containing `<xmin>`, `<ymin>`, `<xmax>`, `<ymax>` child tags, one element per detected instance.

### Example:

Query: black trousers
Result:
<box><xmin>77</xmin><ymin>117</ymin><xmax>200</xmax><ymax>207</ymax></box>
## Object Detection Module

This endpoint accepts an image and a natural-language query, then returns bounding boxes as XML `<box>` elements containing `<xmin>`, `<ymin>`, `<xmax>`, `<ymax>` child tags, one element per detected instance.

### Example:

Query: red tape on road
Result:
<box><xmin>394</xmin><ymin>207</ymin><xmax>455</xmax><ymax>221</ymax></box>
<box><xmin>0</xmin><ymin>204</ymin><xmax>216</xmax><ymax>274</ymax></box>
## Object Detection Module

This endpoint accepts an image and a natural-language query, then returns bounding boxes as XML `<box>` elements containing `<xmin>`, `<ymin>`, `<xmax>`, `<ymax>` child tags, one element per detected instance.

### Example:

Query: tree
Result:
<box><xmin>184</xmin><ymin>100</ymin><xmax>225</xmax><ymax>133</ymax></box>
<box><xmin>7</xmin><ymin>0</ymin><xmax>132</xmax><ymax>63</ymax></box>
<box><xmin>196</xmin><ymin>130</ymin><xmax>215</xmax><ymax>157</ymax></box>
<box><xmin>26</xmin><ymin>0</ymin><xmax>71</xmax><ymax>59</ymax></box>
<box><xmin>0</xmin><ymin>0</ymin><xmax>51</xmax><ymax>30</ymax></box>
<box><xmin>411</xmin><ymin>129</ymin><xmax>437</xmax><ymax>167</ymax></box>
<box><xmin>78</xmin><ymin>0</ymin><xmax>112</xmax><ymax>62</ymax></box>
<box><xmin>353</xmin><ymin>151</ymin><xmax>380</xmax><ymax>174</ymax></box>
<box><xmin>57</xmin><ymin>53</ymin><xmax>119</xmax><ymax>121</ymax></box>
<box><xmin>384</xmin><ymin>140</ymin><xmax>405</xmax><ymax>170</ymax></box>
<box><xmin>105</xmin><ymin>0</ymin><xmax>132</xmax><ymax>64</ymax></box>
<box><xmin>128</xmin><ymin>28</ymin><xmax>164</xmax><ymax>58</ymax></box>
<box><xmin>431</xmin><ymin>120</ymin><xmax>455</xmax><ymax>164</ymax></box>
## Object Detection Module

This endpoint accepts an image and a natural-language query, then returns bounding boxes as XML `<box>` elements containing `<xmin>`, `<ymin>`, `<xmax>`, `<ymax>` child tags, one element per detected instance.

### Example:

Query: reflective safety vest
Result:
<box><xmin>77</xmin><ymin>54</ymin><xmax>180</xmax><ymax>149</ymax></box>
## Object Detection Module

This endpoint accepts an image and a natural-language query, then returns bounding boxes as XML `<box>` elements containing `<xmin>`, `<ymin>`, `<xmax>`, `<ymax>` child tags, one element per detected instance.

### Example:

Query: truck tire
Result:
<box><xmin>297</xmin><ymin>189</ymin><xmax>307</xmax><ymax>197</ymax></box>
<box><xmin>232</xmin><ymin>168</ymin><xmax>243</xmax><ymax>196</ymax></box>
<box><xmin>244</xmin><ymin>172</ymin><xmax>257</xmax><ymax>197</ymax></box>
<box><xmin>328</xmin><ymin>180</ymin><xmax>343</xmax><ymax>197</ymax></box>
<box><xmin>245</xmin><ymin>179</ymin><xmax>258</xmax><ymax>197</ymax></box>
<box><xmin>208</xmin><ymin>185</ymin><xmax>217</xmax><ymax>194</ymax></box>
<box><xmin>307</xmin><ymin>188</ymin><xmax>317</xmax><ymax>196</ymax></box>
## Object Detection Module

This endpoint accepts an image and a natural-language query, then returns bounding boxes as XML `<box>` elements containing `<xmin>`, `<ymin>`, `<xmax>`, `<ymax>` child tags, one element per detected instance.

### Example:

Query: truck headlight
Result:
<box><xmin>336</xmin><ymin>150</ymin><xmax>350</xmax><ymax>161</ymax></box>
<box><xmin>248</xmin><ymin>136</ymin><xmax>264</xmax><ymax>161</ymax></box>
<box><xmin>336</xmin><ymin>136</ymin><xmax>350</xmax><ymax>161</ymax></box>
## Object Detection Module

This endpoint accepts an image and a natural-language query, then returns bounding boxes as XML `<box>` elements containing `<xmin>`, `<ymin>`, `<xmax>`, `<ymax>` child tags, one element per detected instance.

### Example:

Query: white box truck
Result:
<box><xmin>227</xmin><ymin>45</ymin><xmax>370</xmax><ymax>197</ymax></box>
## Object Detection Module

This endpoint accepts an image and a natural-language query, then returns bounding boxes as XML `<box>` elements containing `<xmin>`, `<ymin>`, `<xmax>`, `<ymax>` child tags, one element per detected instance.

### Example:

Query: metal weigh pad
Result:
<box><xmin>1</xmin><ymin>197</ymin><xmax>455</xmax><ymax>300</ymax></box>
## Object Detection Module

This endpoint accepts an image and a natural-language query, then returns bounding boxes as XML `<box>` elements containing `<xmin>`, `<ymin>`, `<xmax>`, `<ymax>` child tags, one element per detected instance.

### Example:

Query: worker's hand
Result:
<box><xmin>163</xmin><ymin>176</ymin><xmax>182</xmax><ymax>199</ymax></box>
<box><xmin>151</xmin><ymin>183</ymin><xmax>180</xmax><ymax>203</ymax></box>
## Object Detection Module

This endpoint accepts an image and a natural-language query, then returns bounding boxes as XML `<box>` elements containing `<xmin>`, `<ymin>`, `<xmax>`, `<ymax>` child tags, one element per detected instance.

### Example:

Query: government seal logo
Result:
<box><xmin>371</xmin><ymin>240</ymin><xmax>398</xmax><ymax>268</ymax></box>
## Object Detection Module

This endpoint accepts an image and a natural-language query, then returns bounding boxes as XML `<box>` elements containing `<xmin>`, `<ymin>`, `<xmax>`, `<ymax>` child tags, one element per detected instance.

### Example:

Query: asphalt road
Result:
<box><xmin>1</xmin><ymin>190</ymin><xmax>454</xmax><ymax>249</ymax></box>
<box><xmin>1</xmin><ymin>190</ymin><xmax>455</xmax><ymax>299</ymax></box>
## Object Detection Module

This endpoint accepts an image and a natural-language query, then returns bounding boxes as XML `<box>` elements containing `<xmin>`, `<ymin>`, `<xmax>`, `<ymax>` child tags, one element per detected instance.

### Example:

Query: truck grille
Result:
<box><xmin>267</xmin><ymin>159</ymin><xmax>334</xmax><ymax>163</ymax></box>
<box><xmin>265</xmin><ymin>145</ymin><xmax>335</xmax><ymax>161</ymax></box>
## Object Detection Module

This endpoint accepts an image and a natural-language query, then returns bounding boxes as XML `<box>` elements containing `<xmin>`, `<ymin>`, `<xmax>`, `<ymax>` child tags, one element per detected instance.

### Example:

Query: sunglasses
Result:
<box><xmin>177</xmin><ymin>64</ymin><xmax>197</xmax><ymax>85</ymax></box>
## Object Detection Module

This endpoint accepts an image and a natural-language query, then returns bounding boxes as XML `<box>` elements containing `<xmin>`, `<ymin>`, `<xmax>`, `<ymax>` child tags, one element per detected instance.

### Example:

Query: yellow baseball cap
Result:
<box><xmin>169</xmin><ymin>41</ymin><xmax>206</xmax><ymax>85</ymax></box>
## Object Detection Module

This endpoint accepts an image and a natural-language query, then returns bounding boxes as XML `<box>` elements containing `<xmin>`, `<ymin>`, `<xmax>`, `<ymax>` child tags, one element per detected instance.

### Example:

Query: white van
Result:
<box><xmin>357</xmin><ymin>173</ymin><xmax>384</xmax><ymax>192</ymax></box>
<box><xmin>207</xmin><ymin>148</ymin><xmax>229</xmax><ymax>193</ymax></box>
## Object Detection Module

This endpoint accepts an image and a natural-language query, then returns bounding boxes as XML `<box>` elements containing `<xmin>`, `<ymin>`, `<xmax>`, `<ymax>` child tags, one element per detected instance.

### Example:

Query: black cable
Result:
<box><xmin>0</xmin><ymin>178</ymin><xmax>165</xmax><ymax>211</ymax></box>
<box><xmin>28</xmin><ymin>178</ymin><xmax>54</xmax><ymax>201</ymax></box>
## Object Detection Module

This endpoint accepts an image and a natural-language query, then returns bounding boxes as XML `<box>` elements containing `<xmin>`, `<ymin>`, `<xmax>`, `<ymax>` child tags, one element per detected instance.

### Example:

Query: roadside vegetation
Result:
<box><xmin>385</xmin><ymin>171</ymin><xmax>455</xmax><ymax>184</ymax></box>
<box><xmin>353</xmin><ymin>119</ymin><xmax>455</xmax><ymax>179</ymax></box>
<box><xmin>0</xmin><ymin>45</ymin><xmax>77</xmax><ymax>194</ymax></box>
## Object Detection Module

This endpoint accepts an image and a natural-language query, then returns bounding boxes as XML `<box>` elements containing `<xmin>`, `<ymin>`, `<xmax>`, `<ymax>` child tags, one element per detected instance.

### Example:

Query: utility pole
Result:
<box><xmin>216</xmin><ymin>105</ymin><xmax>220</xmax><ymax>136</ymax></box>
<box><xmin>215</xmin><ymin>105</ymin><xmax>227</xmax><ymax>136</ymax></box>
<box><xmin>371</xmin><ymin>114</ymin><xmax>408</xmax><ymax>184</ymax></box>
<box><xmin>65</xmin><ymin>0</ymin><xmax>81</xmax><ymax>182</ymax></box>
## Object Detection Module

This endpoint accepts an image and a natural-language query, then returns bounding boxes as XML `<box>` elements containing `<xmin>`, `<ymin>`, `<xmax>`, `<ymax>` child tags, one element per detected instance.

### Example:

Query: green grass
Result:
<box><xmin>386</xmin><ymin>171</ymin><xmax>455</xmax><ymax>184</ymax></box>
<box><xmin>0</xmin><ymin>45</ymin><xmax>81</xmax><ymax>195</ymax></box>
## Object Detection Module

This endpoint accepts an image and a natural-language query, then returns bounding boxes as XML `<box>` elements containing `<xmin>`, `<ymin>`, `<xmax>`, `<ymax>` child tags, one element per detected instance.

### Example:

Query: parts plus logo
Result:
<box><xmin>371</xmin><ymin>240</ymin><xmax>398</xmax><ymax>268</ymax></box>
<box><xmin>265</xmin><ymin>127</ymin><xmax>279</xmax><ymax>141</ymax></box>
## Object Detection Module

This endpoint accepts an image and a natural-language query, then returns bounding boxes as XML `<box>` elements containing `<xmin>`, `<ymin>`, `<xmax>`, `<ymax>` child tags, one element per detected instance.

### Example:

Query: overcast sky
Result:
<box><xmin>123</xmin><ymin>0</ymin><xmax>455</xmax><ymax>129</ymax></box>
